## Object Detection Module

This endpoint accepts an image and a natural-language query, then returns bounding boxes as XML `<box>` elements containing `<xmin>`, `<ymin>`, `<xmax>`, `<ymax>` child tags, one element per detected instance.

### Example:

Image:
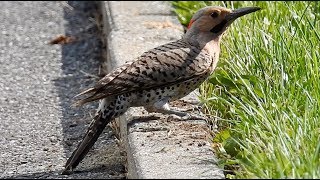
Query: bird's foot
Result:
<box><xmin>171</xmin><ymin>105</ymin><xmax>203</xmax><ymax>114</ymax></box>
<box><xmin>167</xmin><ymin>113</ymin><xmax>207</xmax><ymax>121</ymax></box>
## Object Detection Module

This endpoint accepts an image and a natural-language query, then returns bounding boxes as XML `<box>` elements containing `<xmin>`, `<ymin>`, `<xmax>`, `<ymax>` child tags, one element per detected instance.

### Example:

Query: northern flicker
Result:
<box><xmin>62</xmin><ymin>6</ymin><xmax>261</xmax><ymax>174</ymax></box>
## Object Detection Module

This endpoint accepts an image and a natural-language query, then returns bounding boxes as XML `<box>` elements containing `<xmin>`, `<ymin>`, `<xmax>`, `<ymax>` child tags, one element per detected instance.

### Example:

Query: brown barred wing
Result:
<box><xmin>74</xmin><ymin>40</ymin><xmax>213</xmax><ymax>106</ymax></box>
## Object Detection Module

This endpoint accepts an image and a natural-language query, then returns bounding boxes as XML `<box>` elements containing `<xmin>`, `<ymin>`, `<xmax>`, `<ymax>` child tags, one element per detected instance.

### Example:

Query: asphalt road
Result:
<box><xmin>0</xmin><ymin>1</ymin><xmax>125</xmax><ymax>179</ymax></box>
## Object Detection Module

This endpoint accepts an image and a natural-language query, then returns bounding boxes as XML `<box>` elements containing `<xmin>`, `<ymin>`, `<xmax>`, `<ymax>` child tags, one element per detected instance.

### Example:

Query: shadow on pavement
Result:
<box><xmin>2</xmin><ymin>1</ymin><xmax>125</xmax><ymax>179</ymax></box>
<box><xmin>52</xmin><ymin>1</ymin><xmax>125</xmax><ymax>178</ymax></box>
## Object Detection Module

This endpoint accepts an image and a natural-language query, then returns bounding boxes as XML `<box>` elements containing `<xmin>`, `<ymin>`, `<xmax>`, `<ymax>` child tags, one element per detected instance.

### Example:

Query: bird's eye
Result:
<box><xmin>210</xmin><ymin>12</ymin><xmax>219</xmax><ymax>18</ymax></box>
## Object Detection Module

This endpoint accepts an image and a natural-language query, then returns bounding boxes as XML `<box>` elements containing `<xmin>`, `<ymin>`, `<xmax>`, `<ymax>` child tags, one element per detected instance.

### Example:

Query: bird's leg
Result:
<box><xmin>145</xmin><ymin>97</ymin><xmax>207</xmax><ymax>121</ymax></box>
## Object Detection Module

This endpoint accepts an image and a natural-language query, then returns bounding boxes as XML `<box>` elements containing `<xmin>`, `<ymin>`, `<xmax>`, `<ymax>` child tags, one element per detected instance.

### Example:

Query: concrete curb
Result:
<box><xmin>99</xmin><ymin>1</ymin><xmax>225</xmax><ymax>179</ymax></box>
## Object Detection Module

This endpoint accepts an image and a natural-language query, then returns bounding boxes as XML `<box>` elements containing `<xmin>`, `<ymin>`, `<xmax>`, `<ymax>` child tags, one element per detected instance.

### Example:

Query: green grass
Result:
<box><xmin>172</xmin><ymin>1</ymin><xmax>320</xmax><ymax>179</ymax></box>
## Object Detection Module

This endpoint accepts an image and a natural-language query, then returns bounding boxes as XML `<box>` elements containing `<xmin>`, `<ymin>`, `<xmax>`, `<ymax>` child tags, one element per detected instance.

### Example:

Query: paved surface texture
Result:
<box><xmin>102</xmin><ymin>1</ymin><xmax>224</xmax><ymax>179</ymax></box>
<box><xmin>0</xmin><ymin>1</ymin><xmax>125</xmax><ymax>179</ymax></box>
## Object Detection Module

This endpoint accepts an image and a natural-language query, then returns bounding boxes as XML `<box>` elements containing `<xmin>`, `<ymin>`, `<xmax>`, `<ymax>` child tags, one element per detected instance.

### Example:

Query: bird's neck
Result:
<box><xmin>184</xmin><ymin>27</ymin><xmax>221</xmax><ymax>45</ymax></box>
<box><xmin>183</xmin><ymin>30</ymin><xmax>222</xmax><ymax>72</ymax></box>
<box><xmin>183</xmin><ymin>30</ymin><xmax>221</xmax><ymax>58</ymax></box>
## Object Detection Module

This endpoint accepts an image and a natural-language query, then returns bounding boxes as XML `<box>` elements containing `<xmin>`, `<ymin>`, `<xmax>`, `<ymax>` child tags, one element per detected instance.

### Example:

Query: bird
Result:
<box><xmin>62</xmin><ymin>5</ymin><xmax>261</xmax><ymax>174</ymax></box>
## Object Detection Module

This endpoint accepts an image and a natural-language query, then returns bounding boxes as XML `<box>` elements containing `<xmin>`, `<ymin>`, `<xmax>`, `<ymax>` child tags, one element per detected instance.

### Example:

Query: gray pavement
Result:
<box><xmin>0</xmin><ymin>1</ymin><xmax>125</xmax><ymax>179</ymax></box>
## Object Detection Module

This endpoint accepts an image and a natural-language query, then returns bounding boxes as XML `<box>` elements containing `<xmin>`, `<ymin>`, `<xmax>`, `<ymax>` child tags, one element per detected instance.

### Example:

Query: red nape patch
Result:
<box><xmin>187</xmin><ymin>19</ymin><xmax>195</xmax><ymax>29</ymax></box>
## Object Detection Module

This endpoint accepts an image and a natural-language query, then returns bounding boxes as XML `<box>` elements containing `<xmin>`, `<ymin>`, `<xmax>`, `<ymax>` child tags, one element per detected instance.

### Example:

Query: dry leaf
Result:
<box><xmin>143</xmin><ymin>20</ymin><xmax>184</xmax><ymax>31</ymax></box>
<box><xmin>48</xmin><ymin>35</ymin><xmax>76</xmax><ymax>45</ymax></box>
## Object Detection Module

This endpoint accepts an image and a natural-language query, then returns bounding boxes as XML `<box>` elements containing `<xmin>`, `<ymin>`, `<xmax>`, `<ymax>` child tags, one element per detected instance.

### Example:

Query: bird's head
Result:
<box><xmin>185</xmin><ymin>6</ymin><xmax>261</xmax><ymax>45</ymax></box>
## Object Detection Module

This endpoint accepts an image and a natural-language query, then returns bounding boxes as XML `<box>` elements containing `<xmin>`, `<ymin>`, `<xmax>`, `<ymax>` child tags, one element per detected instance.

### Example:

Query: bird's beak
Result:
<box><xmin>210</xmin><ymin>6</ymin><xmax>261</xmax><ymax>33</ymax></box>
<box><xmin>225</xmin><ymin>7</ymin><xmax>261</xmax><ymax>22</ymax></box>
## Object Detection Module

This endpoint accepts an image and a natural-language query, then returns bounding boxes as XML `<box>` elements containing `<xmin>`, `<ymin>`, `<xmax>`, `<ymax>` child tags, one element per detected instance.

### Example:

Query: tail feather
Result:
<box><xmin>72</xmin><ymin>93</ymin><xmax>107</xmax><ymax>107</ymax></box>
<box><xmin>62</xmin><ymin>110</ymin><xmax>114</xmax><ymax>175</ymax></box>
<box><xmin>73</xmin><ymin>88</ymin><xmax>96</xmax><ymax>98</ymax></box>
<box><xmin>72</xmin><ymin>87</ymin><xmax>101</xmax><ymax>107</ymax></box>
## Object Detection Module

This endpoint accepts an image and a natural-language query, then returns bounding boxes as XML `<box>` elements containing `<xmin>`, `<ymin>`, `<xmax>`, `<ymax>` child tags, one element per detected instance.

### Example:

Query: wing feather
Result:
<box><xmin>74</xmin><ymin>39</ymin><xmax>214</xmax><ymax>106</ymax></box>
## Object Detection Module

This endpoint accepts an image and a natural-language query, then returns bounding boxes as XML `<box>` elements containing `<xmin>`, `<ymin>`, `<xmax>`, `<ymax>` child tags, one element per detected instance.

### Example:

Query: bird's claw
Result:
<box><xmin>167</xmin><ymin>113</ymin><xmax>207</xmax><ymax>121</ymax></box>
